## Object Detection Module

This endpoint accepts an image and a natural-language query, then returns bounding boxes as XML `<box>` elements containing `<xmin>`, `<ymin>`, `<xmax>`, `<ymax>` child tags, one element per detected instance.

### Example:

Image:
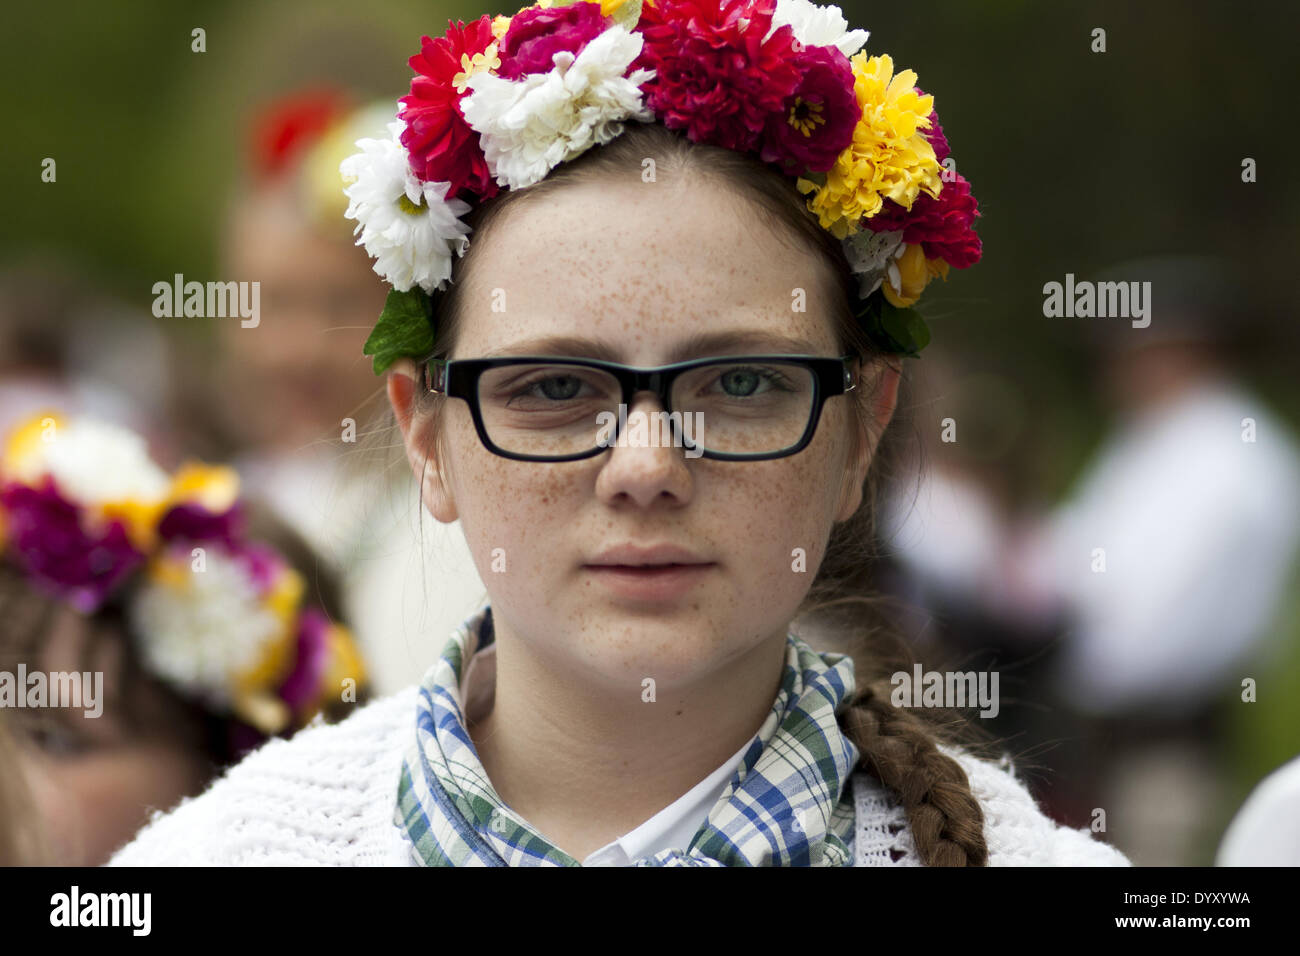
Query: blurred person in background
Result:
<box><xmin>873</xmin><ymin>255</ymin><xmax>1300</xmax><ymax>864</ymax></box>
<box><xmin>168</xmin><ymin>88</ymin><xmax>487</xmax><ymax>695</ymax></box>
<box><xmin>0</xmin><ymin>410</ymin><xmax>369</xmax><ymax>864</ymax></box>
<box><xmin>870</xmin><ymin>350</ymin><xmax>1070</xmax><ymax>827</ymax></box>
<box><xmin>0</xmin><ymin>259</ymin><xmax>170</xmax><ymax>439</ymax></box>
<box><xmin>1000</xmin><ymin>256</ymin><xmax>1300</xmax><ymax>864</ymax></box>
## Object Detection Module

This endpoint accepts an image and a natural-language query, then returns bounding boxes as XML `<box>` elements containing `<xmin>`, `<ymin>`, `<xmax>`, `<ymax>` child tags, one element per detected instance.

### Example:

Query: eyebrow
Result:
<box><xmin>478</xmin><ymin>330</ymin><xmax>829</xmax><ymax>363</ymax></box>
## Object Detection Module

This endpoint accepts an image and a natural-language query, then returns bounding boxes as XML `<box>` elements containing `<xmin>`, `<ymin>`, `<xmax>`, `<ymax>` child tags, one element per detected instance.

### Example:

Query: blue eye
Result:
<box><xmin>533</xmin><ymin>375</ymin><xmax>583</xmax><ymax>401</ymax></box>
<box><xmin>22</xmin><ymin>719</ymin><xmax>98</xmax><ymax>758</ymax></box>
<box><xmin>712</xmin><ymin>366</ymin><xmax>795</xmax><ymax>398</ymax></box>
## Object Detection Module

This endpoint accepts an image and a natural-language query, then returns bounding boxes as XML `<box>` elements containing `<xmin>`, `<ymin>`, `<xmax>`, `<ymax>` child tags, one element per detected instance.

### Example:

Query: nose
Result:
<box><xmin>592</xmin><ymin>391</ymin><xmax>695</xmax><ymax>510</ymax></box>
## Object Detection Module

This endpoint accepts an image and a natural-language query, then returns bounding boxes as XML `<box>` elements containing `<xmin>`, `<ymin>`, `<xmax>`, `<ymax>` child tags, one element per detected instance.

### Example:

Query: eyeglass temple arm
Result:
<box><xmin>425</xmin><ymin>359</ymin><xmax>445</xmax><ymax>393</ymax></box>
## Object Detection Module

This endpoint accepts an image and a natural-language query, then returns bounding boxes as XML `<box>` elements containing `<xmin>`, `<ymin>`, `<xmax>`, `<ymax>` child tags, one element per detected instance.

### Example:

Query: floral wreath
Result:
<box><xmin>0</xmin><ymin>413</ymin><xmax>367</xmax><ymax>738</ymax></box>
<box><xmin>341</xmin><ymin>0</ymin><xmax>982</xmax><ymax>372</ymax></box>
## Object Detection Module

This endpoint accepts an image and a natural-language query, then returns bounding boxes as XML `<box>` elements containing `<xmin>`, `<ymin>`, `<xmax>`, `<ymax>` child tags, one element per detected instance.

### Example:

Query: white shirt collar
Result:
<box><xmin>582</xmin><ymin>733</ymin><xmax>752</xmax><ymax>866</ymax></box>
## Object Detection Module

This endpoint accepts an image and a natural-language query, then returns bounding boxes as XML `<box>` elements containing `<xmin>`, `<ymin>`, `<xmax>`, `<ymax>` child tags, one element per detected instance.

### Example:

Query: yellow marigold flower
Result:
<box><xmin>797</xmin><ymin>53</ymin><xmax>943</xmax><ymax>240</ymax></box>
<box><xmin>882</xmin><ymin>243</ymin><xmax>950</xmax><ymax>308</ymax></box>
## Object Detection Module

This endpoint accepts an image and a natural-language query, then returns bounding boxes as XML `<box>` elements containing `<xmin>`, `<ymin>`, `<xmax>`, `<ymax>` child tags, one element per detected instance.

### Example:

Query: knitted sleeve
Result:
<box><xmin>106</xmin><ymin>687</ymin><xmax>418</xmax><ymax>866</ymax></box>
<box><xmin>949</xmin><ymin>747</ymin><xmax>1130</xmax><ymax>866</ymax></box>
<box><xmin>852</xmin><ymin>746</ymin><xmax>1132</xmax><ymax>866</ymax></box>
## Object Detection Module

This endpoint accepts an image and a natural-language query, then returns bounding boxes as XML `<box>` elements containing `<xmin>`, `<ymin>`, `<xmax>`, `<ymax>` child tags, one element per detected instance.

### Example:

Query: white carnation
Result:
<box><xmin>340</xmin><ymin>120</ymin><xmax>473</xmax><ymax>294</ymax></box>
<box><xmin>842</xmin><ymin>228</ymin><xmax>904</xmax><ymax>298</ymax></box>
<box><xmin>130</xmin><ymin>548</ymin><xmax>282</xmax><ymax>704</ymax></box>
<box><xmin>460</xmin><ymin>26</ymin><xmax>655</xmax><ymax>192</ymax></box>
<box><xmin>766</xmin><ymin>0</ymin><xmax>870</xmax><ymax>58</ymax></box>
<box><xmin>41</xmin><ymin>419</ymin><xmax>170</xmax><ymax>506</ymax></box>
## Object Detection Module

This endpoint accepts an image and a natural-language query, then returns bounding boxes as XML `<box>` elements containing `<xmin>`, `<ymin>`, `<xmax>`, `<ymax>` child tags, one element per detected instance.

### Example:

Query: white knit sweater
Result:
<box><xmin>107</xmin><ymin>687</ymin><xmax>1130</xmax><ymax>867</ymax></box>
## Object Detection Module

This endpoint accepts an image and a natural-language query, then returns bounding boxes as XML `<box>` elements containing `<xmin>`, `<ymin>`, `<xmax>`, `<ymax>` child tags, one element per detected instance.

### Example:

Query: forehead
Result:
<box><xmin>453</xmin><ymin>175</ymin><xmax>842</xmax><ymax>363</ymax></box>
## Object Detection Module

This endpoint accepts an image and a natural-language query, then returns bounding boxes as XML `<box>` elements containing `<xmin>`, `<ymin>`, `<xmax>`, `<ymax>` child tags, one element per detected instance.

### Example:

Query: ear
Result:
<box><xmin>834</xmin><ymin>357</ymin><xmax>902</xmax><ymax>523</ymax></box>
<box><xmin>387</xmin><ymin>358</ymin><xmax>459</xmax><ymax>523</ymax></box>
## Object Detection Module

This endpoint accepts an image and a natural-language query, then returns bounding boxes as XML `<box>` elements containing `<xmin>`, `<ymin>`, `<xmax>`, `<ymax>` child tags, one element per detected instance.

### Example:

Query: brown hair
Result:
<box><xmin>403</xmin><ymin>120</ymin><xmax>1000</xmax><ymax>865</ymax></box>
<box><xmin>0</xmin><ymin>712</ymin><xmax>48</xmax><ymax>865</ymax></box>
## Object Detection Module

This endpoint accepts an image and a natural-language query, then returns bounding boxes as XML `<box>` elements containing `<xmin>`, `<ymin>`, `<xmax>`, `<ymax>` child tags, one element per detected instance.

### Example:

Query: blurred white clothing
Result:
<box><xmin>1216</xmin><ymin>753</ymin><xmax>1300</xmax><ymax>865</ymax></box>
<box><xmin>1044</xmin><ymin>378</ymin><xmax>1300</xmax><ymax>717</ymax></box>
<box><xmin>879</xmin><ymin>466</ymin><xmax>1005</xmax><ymax>608</ymax></box>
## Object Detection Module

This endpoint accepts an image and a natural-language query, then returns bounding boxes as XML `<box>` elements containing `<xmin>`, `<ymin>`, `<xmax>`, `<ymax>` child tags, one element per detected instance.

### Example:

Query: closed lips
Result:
<box><xmin>586</xmin><ymin>544</ymin><xmax>713</xmax><ymax>567</ymax></box>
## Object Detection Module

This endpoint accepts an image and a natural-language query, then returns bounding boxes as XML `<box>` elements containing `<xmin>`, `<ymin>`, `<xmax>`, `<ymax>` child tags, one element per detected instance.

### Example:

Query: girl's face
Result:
<box><xmin>399</xmin><ymin>174</ymin><xmax>896</xmax><ymax>693</ymax></box>
<box><xmin>11</xmin><ymin>606</ymin><xmax>212</xmax><ymax>865</ymax></box>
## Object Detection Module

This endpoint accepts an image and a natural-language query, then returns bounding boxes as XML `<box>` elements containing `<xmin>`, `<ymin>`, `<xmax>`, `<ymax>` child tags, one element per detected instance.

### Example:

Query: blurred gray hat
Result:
<box><xmin>1079</xmin><ymin>255</ymin><xmax>1242</xmax><ymax>353</ymax></box>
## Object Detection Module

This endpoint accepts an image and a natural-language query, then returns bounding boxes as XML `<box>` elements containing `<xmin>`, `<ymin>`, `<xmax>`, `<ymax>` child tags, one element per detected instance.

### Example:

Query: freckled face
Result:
<box><xmin>417</xmin><ymin>175</ymin><xmax>866</xmax><ymax>691</ymax></box>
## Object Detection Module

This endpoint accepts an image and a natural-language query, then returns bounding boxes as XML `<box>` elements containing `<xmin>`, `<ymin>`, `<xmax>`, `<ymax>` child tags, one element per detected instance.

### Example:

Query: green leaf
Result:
<box><xmin>854</xmin><ymin>293</ymin><xmax>931</xmax><ymax>358</ymax></box>
<box><xmin>363</xmin><ymin>287</ymin><xmax>434</xmax><ymax>375</ymax></box>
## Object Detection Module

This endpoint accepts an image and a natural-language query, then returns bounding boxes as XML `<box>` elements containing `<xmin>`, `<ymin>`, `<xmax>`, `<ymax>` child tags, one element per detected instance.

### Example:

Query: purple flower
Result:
<box><xmin>276</xmin><ymin>607</ymin><xmax>331</xmax><ymax>718</ymax></box>
<box><xmin>760</xmin><ymin>44</ymin><xmax>858</xmax><ymax>174</ymax></box>
<box><xmin>157</xmin><ymin>501</ymin><xmax>245</xmax><ymax>549</ymax></box>
<box><xmin>232</xmin><ymin>541</ymin><xmax>284</xmax><ymax>594</ymax></box>
<box><xmin>0</xmin><ymin>478</ymin><xmax>143</xmax><ymax>613</ymax></box>
<box><xmin>496</xmin><ymin>1</ymin><xmax>610</xmax><ymax>80</ymax></box>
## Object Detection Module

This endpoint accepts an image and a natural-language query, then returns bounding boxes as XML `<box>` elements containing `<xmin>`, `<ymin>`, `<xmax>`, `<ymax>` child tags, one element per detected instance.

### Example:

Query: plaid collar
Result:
<box><xmin>395</xmin><ymin>605</ymin><xmax>860</xmax><ymax>866</ymax></box>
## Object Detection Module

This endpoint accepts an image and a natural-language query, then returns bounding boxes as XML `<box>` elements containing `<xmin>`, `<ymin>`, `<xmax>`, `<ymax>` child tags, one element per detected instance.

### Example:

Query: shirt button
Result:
<box><xmin>489</xmin><ymin>811</ymin><xmax>508</xmax><ymax>834</ymax></box>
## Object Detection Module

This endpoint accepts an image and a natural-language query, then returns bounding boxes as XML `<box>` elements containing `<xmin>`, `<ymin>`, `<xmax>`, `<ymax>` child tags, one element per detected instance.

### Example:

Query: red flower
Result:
<box><xmin>250</xmin><ymin>88</ymin><xmax>352</xmax><ymax>182</ymax></box>
<box><xmin>867</xmin><ymin>175</ymin><xmax>982</xmax><ymax>269</ymax></box>
<box><xmin>398</xmin><ymin>17</ymin><xmax>500</xmax><ymax>201</ymax></box>
<box><xmin>759</xmin><ymin>44</ymin><xmax>857</xmax><ymax>174</ymax></box>
<box><xmin>633</xmin><ymin>0</ymin><xmax>801</xmax><ymax>153</ymax></box>
<box><xmin>497</xmin><ymin>2</ymin><xmax>610</xmax><ymax>80</ymax></box>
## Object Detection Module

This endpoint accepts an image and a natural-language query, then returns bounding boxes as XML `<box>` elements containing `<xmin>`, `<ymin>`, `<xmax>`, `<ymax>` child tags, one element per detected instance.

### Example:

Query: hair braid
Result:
<box><xmin>842</xmin><ymin>677</ymin><xmax>989</xmax><ymax>865</ymax></box>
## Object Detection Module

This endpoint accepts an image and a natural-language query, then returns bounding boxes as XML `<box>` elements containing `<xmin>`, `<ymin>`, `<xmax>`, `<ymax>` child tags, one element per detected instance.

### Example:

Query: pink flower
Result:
<box><xmin>496</xmin><ymin>2</ymin><xmax>611</xmax><ymax>80</ymax></box>
<box><xmin>760</xmin><ymin>44</ymin><xmax>857</xmax><ymax>174</ymax></box>
<box><xmin>633</xmin><ymin>0</ymin><xmax>801</xmax><ymax>153</ymax></box>
<box><xmin>398</xmin><ymin>17</ymin><xmax>500</xmax><ymax>200</ymax></box>
<box><xmin>922</xmin><ymin>100</ymin><xmax>951</xmax><ymax>164</ymax></box>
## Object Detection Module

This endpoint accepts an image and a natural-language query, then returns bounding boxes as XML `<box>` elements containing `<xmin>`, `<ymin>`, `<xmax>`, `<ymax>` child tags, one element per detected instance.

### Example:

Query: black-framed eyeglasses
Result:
<box><xmin>424</xmin><ymin>354</ymin><xmax>857</xmax><ymax>462</ymax></box>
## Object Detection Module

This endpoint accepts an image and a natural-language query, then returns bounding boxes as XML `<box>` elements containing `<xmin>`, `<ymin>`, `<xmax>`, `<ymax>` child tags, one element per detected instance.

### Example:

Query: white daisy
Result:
<box><xmin>40</xmin><ymin>419</ymin><xmax>171</xmax><ymax>506</ymax></box>
<box><xmin>130</xmin><ymin>547</ymin><xmax>282</xmax><ymax>705</ymax></box>
<box><xmin>766</xmin><ymin>0</ymin><xmax>870</xmax><ymax>58</ymax></box>
<box><xmin>340</xmin><ymin>121</ymin><xmax>473</xmax><ymax>294</ymax></box>
<box><xmin>460</xmin><ymin>26</ymin><xmax>655</xmax><ymax>192</ymax></box>
<box><xmin>842</xmin><ymin>228</ymin><xmax>904</xmax><ymax>298</ymax></box>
